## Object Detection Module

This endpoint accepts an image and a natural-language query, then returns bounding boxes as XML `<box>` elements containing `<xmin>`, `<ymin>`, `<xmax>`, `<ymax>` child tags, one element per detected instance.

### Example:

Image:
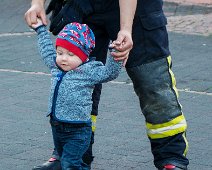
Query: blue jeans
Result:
<box><xmin>50</xmin><ymin>118</ymin><xmax>92</xmax><ymax>170</ymax></box>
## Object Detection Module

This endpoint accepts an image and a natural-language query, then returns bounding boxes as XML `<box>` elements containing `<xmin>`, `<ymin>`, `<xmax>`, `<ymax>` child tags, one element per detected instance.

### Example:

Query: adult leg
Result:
<box><xmin>126</xmin><ymin>15</ymin><xmax>189</xmax><ymax>170</ymax></box>
<box><xmin>82</xmin><ymin>21</ymin><xmax>110</xmax><ymax>166</ymax></box>
<box><xmin>82</xmin><ymin>8</ymin><xmax>121</xmax><ymax>166</ymax></box>
<box><xmin>126</xmin><ymin>57</ymin><xmax>189</xmax><ymax>169</ymax></box>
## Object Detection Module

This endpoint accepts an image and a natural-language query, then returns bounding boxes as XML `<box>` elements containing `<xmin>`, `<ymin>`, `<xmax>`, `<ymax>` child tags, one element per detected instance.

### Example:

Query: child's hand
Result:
<box><xmin>109</xmin><ymin>43</ymin><xmax>118</xmax><ymax>53</ymax></box>
<box><xmin>31</xmin><ymin>18</ymin><xmax>43</xmax><ymax>29</ymax></box>
<box><xmin>109</xmin><ymin>42</ymin><xmax>127</xmax><ymax>66</ymax></box>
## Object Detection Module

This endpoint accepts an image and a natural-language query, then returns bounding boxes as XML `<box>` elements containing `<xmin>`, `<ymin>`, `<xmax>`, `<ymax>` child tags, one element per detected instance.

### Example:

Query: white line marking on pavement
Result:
<box><xmin>0</xmin><ymin>32</ymin><xmax>35</xmax><ymax>37</ymax></box>
<box><xmin>0</xmin><ymin>68</ymin><xmax>50</xmax><ymax>75</ymax></box>
<box><xmin>110</xmin><ymin>80</ymin><xmax>133</xmax><ymax>85</ymax></box>
<box><xmin>1</xmin><ymin>68</ymin><xmax>211</xmax><ymax>96</ymax></box>
<box><xmin>177</xmin><ymin>89</ymin><xmax>212</xmax><ymax>96</ymax></box>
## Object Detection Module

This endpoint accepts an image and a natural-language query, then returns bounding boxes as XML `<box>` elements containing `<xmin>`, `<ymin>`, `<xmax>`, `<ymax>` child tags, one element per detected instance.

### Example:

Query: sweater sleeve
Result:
<box><xmin>36</xmin><ymin>26</ymin><xmax>57</xmax><ymax>70</ymax></box>
<box><xmin>90</xmin><ymin>54</ymin><xmax>122</xmax><ymax>84</ymax></box>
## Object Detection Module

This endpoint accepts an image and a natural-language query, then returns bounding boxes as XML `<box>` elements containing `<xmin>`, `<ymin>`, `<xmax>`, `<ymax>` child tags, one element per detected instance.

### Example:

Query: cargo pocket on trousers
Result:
<box><xmin>134</xmin><ymin>11</ymin><xmax>170</xmax><ymax>63</ymax></box>
<box><xmin>139</xmin><ymin>11</ymin><xmax>167</xmax><ymax>30</ymax></box>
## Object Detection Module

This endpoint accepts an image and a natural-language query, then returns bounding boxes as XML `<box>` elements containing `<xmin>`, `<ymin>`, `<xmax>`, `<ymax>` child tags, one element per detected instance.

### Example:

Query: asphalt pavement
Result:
<box><xmin>0</xmin><ymin>0</ymin><xmax>212</xmax><ymax>169</ymax></box>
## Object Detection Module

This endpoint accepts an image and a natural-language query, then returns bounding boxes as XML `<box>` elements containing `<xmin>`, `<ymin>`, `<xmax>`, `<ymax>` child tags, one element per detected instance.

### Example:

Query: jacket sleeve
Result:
<box><xmin>35</xmin><ymin>25</ymin><xmax>57</xmax><ymax>70</ymax></box>
<box><xmin>90</xmin><ymin>55</ymin><xmax>122</xmax><ymax>84</ymax></box>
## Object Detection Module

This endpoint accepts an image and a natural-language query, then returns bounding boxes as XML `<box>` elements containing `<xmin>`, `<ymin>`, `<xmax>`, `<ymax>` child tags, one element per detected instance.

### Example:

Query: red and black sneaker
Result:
<box><xmin>160</xmin><ymin>164</ymin><xmax>187</xmax><ymax>170</ymax></box>
<box><xmin>32</xmin><ymin>157</ymin><xmax>61</xmax><ymax>170</ymax></box>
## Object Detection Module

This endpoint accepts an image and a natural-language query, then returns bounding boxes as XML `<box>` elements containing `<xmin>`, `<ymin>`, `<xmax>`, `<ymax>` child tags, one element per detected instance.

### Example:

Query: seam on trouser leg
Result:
<box><xmin>167</xmin><ymin>56</ymin><xmax>179</xmax><ymax>98</ymax></box>
<box><xmin>166</xmin><ymin>56</ymin><xmax>185</xmax><ymax>130</ymax></box>
<box><xmin>166</xmin><ymin>56</ymin><xmax>189</xmax><ymax>154</ymax></box>
<box><xmin>182</xmin><ymin>132</ymin><xmax>189</xmax><ymax>156</ymax></box>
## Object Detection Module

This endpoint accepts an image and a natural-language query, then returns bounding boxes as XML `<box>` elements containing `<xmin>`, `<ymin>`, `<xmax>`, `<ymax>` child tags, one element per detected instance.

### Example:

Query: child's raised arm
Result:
<box><xmin>32</xmin><ymin>18</ymin><xmax>57</xmax><ymax>70</ymax></box>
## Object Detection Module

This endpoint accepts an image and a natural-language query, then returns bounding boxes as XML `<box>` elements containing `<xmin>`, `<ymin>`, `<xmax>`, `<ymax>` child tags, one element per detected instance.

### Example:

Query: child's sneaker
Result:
<box><xmin>32</xmin><ymin>157</ymin><xmax>61</xmax><ymax>170</ymax></box>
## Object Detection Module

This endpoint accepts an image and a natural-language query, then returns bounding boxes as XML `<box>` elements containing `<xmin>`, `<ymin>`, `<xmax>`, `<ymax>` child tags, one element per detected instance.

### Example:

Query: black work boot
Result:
<box><xmin>32</xmin><ymin>157</ymin><xmax>61</xmax><ymax>170</ymax></box>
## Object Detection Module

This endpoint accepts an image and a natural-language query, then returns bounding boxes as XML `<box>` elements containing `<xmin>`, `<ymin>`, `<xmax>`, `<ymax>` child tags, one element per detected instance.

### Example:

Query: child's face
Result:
<box><xmin>56</xmin><ymin>46</ymin><xmax>83</xmax><ymax>71</ymax></box>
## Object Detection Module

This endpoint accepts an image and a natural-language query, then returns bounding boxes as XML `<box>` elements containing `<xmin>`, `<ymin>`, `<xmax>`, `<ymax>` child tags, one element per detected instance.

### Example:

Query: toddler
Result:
<box><xmin>31</xmin><ymin>19</ymin><xmax>122</xmax><ymax>169</ymax></box>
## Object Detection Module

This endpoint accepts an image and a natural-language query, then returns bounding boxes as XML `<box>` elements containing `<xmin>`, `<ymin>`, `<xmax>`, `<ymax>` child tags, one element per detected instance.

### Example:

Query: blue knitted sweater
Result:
<box><xmin>36</xmin><ymin>26</ymin><xmax>122</xmax><ymax>123</ymax></box>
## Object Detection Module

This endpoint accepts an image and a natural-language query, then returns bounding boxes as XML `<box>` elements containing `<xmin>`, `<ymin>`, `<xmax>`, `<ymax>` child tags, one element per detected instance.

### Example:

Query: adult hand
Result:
<box><xmin>31</xmin><ymin>18</ymin><xmax>44</xmax><ymax>30</ymax></box>
<box><xmin>24</xmin><ymin>2</ymin><xmax>48</xmax><ymax>27</ymax></box>
<box><xmin>111</xmin><ymin>30</ymin><xmax>133</xmax><ymax>66</ymax></box>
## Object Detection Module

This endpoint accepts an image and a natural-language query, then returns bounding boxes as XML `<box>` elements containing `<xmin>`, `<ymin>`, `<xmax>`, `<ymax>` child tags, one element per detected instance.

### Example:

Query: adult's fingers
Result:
<box><xmin>40</xmin><ymin>11</ymin><xmax>48</xmax><ymax>25</ymax></box>
<box><xmin>111</xmin><ymin>50</ymin><xmax>128</xmax><ymax>59</ymax></box>
<box><xmin>25</xmin><ymin>7</ymin><xmax>47</xmax><ymax>26</ymax></box>
<box><xmin>122</xmin><ymin>57</ymin><xmax>128</xmax><ymax>67</ymax></box>
<box><xmin>111</xmin><ymin>50</ymin><xmax>129</xmax><ymax>64</ymax></box>
<box><xmin>113</xmin><ymin>34</ymin><xmax>124</xmax><ymax>46</ymax></box>
<box><xmin>111</xmin><ymin>41</ymin><xmax>131</xmax><ymax>60</ymax></box>
<box><xmin>25</xmin><ymin>10</ymin><xmax>37</xmax><ymax>26</ymax></box>
<box><xmin>114</xmin><ymin>31</ymin><xmax>133</xmax><ymax>52</ymax></box>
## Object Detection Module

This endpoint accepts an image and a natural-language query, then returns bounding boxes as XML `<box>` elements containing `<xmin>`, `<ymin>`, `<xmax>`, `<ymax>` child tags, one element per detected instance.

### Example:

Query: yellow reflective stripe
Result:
<box><xmin>147</xmin><ymin>124</ymin><xmax>187</xmax><ymax>139</ymax></box>
<box><xmin>182</xmin><ymin>132</ymin><xmax>189</xmax><ymax>156</ymax></box>
<box><xmin>146</xmin><ymin>117</ymin><xmax>187</xmax><ymax>139</ymax></box>
<box><xmin>146</xmin><ymin>114</ymin><xmax>185</xmax><ymax>130</ymax></box>
<box><xmin>147</xmin><ymin>119</ymin><xmax>187</xmax><ymax>135</ymax></box>
<box><xmin>167</xmin><ymin>56</ymin><xmax>189</xmax><ymax>153</ymax></box>
<box><xmin>167</xmin><ymin>56</ymin><xmax>179</xmax><ymax>98</ymax></box>
<box><xmin>91</xmin><ymin>115</ymin><xmax>97</xmax><ymax>132</ymax></box>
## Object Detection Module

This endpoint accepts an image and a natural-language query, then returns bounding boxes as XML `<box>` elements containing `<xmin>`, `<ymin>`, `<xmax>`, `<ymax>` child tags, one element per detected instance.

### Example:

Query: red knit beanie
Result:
<box><xmin>56</xmin><ymin>22</ymin><xmax>95</xmax><ymax>62</ymax></box>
